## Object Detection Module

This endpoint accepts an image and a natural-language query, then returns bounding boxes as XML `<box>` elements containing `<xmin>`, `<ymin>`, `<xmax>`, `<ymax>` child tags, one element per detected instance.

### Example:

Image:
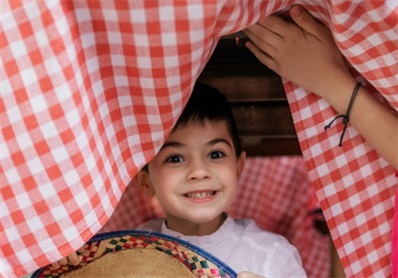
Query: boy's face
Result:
<box><xmin>139</xmin><ymin>120</ymin><xmax>245</xmax><ymax>234</ymax></box>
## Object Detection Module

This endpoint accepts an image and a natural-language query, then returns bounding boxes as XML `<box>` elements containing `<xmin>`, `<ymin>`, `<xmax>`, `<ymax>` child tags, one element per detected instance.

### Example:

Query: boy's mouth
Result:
<box><xmin>184</xmin><ymin>191</ymin><xmax>216</xmax><ymax>199</ymax></box>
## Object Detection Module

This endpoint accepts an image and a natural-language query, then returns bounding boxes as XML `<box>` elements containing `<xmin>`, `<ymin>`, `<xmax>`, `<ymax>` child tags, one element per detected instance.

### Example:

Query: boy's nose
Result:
<box><xmin>187</xmin><ymin>159</ymin><xmax>210</xmax><ymax>180</ymax></box>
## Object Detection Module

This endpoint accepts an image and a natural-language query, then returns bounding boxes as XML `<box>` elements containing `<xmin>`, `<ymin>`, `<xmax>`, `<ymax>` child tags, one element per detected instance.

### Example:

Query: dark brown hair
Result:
<box><xmin>173</xmin><ymin>82</ymin><xmax>241</xmax><ymax>156</ymax></box>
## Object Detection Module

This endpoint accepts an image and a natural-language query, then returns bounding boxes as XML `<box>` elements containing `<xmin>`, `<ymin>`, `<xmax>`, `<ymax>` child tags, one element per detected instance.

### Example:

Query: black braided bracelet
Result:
<box><xmin>324</xmin><ymin>82</ymin><xmax>362</xmax><ymax>147</ymax></box>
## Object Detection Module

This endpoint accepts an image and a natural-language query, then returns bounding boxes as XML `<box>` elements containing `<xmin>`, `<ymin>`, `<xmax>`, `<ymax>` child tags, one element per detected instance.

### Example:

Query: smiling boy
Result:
<box><xmin>136</xmin><ymin>82</ymin><xmax>306</xmax><ymax>277</ymax></box>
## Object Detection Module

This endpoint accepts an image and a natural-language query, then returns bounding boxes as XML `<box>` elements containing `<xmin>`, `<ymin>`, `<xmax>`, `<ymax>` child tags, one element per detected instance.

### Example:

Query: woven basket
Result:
<box><xmin>32</xmin><ymin>230</ymin><xmax>237</xmax><ymax>278</ymax></box>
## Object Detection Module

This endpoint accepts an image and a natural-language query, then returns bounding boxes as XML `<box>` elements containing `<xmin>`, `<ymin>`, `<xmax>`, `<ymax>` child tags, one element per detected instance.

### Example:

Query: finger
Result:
<box><xmin>50</xmin><ymin>261</ymin><xmax>60</xmax><ymax>269</ymax></box>
<box><xmin>289</xmin><ymin>5</ymin><xmax>329</xmax><ymax>40</ymax></box>
<box><xmin>58</xmin><ymin>257</ymin><xmax>69</xmax><ymax>266</ymax></box>
<box><xmin>76</xmin><ymin>246</ymin><xmax>85</xmax><ymax>255</ymax></box>
<box><xmin>244</xmin><ymin>40</ymin><xmax>277</xmax><ymax>71</ymax></box>
<box><xmin>256</xmin><ymin>14</ymin><xmax>293</xmax><ymax>38</ymax></box>
<box><xmin>67</xmin><ymin>253</ymin><xmax>82</xmax><ymax>266</ymax></box>
<box><xmin>243</xmin><ymin>25</ymin><xmax>279</xmax><ymax>55</ymax></box>
<box><xmin>237</xmin><ymin>271</ymin><xmax>265</xmax><ymax>278</ymax></box>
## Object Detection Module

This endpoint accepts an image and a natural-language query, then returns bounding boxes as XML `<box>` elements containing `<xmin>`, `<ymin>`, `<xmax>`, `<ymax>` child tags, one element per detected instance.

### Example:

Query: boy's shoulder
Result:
<box><xmin>228</xmin><ymin>217</ymin><xmax>305</xmax><ymax>276</ymax></box>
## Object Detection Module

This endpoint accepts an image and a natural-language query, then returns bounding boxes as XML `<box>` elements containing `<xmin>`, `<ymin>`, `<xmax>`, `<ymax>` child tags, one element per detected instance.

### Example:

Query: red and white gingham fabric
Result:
<box><xmin>99</xmin><ymin>156</ymin><xmax>330</xmax><ymax>278</ymax></box>
<box><xmin>1</xmin><ymin>1</ymin><xmax>397</xmax><ymax>277</ymax></box>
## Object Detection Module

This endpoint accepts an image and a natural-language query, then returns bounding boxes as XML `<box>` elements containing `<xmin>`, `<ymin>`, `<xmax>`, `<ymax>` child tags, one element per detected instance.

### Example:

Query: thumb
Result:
<box><xmin>290</xmin><ymin>5</ymin><xmax>328</xmax><ymax>40</ymax></box>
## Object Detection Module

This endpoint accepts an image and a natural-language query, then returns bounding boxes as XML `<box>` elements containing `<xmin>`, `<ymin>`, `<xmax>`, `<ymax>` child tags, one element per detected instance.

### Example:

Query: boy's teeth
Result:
<box><xmin>185</xmin><ymin>191</ymin><xmax>214</xmax><ymax>198</ymax></box>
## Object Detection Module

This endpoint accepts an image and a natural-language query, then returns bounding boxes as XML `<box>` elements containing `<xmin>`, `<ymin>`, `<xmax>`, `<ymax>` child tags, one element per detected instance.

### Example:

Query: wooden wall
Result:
<box><xmin>198</xmin><ymin>33</ymin><xmax>301</xmax><ymax>156</ymax></box>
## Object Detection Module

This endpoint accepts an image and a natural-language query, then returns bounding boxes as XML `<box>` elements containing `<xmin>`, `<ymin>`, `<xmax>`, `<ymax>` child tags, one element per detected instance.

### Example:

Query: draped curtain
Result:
<box><xmin>1</xmin><ymin>1</ymin><xmax>397</xmax><ymax>277</ymax></box>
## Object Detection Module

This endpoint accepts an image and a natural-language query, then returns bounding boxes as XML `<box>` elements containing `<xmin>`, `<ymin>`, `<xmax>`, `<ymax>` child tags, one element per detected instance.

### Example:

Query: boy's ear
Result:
<box><xmin>237</xmin><ymin>151</ymin><xmax>246</xmax><ymax>178</ymax></box>
<box><xmin>136</xmin><ymin>170</ymin><xmax>155</xmax><ymax>197</ymax></box>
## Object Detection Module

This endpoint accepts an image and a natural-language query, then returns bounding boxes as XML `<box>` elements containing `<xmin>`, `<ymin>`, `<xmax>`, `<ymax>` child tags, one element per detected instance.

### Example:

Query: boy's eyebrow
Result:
<box><xmin>159</xmin><ymin>141</ymin><xmax>184</xmax><ymax>151</ymax></box>
<box><xmin>160</xmin><ymin>138</ymin><xmax>232</xmax><ymax>151</ymax></box>
<box><xmin>207</xmin><ymin>138</ymin><xmax>232</xmax><ymax>148</ymax></box>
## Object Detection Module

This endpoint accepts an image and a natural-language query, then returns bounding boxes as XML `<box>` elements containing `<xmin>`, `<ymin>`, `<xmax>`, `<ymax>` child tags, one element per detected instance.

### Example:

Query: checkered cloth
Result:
<box><xmin>1</xmin><ymin>1</ymin><xmax>397</xmax><ymax>277</ymax></box>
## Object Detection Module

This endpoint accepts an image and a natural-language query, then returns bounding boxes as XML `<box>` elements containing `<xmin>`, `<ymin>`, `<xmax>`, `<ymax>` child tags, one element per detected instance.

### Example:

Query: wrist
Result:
<box><xmin>320</xmin><ymin>77</ymin><xmax>358</xmax><ymax>115</ymax></box>
<box><xmin>324</xmin><ymin>82</ymin><xmax>361</xmax><ymax>146</ymax></box>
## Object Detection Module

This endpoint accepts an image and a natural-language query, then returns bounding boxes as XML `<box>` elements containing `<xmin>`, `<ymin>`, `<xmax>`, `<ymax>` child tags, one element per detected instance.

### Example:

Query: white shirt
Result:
<box><xmin>137</xmin><ymin>216</ymin><xmax>307</xmax><ymax>277</ymax></box>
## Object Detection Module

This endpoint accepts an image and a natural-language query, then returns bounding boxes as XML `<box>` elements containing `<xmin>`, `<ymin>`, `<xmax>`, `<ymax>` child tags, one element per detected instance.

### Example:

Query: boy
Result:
<box><xmin>135</xmin><ymin>82</ymin><xmax>306</xmax><ymax>277</ymax></box>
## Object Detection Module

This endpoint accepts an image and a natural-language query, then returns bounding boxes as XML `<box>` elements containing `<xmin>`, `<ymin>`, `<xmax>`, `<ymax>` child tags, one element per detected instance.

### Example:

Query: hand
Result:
<box><xmin>244</xmin><ymin>5</ymin><xmax>398</xmax><ymax>169</ymax></box>
<box><xmin>50</xmin><ymin>247</ymin><xmax>84</xmax><ymax>268</ymax></box>
<box><xmin>237</xmin><ymin>271</ymin><xmax>265</xmax><ymax>278</ymax></box>
<box><xmin>243</xmin><ymin>5</ymin><xmax>351</xmax><ymax>101</ymax></box>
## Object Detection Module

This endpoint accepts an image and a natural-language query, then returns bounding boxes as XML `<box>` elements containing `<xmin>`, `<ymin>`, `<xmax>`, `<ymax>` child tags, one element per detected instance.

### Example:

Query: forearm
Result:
<box><xmin>323</xmin><ymin>77</ymin><xmax>398</xmax><ymax>170</ymax></box>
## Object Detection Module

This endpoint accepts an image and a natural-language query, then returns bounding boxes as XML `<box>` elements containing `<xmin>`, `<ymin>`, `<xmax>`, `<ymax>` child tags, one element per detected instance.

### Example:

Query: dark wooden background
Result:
<box><xmin>198</xmin><ymin>33</ymin><xmax>301</xmax><ymax>156</ymax></box>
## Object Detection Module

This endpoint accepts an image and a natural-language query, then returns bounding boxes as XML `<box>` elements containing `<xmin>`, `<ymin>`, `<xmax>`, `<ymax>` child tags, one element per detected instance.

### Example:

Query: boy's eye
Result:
<box><xmin>208</xmin><ymin>151</ymin><xmax>225</xmax><ymax>159</ymax></box>
<box><xmin>166</xmin><ymin>155</ymin><xmax>184</xmax><ymax>163</ymax></box>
